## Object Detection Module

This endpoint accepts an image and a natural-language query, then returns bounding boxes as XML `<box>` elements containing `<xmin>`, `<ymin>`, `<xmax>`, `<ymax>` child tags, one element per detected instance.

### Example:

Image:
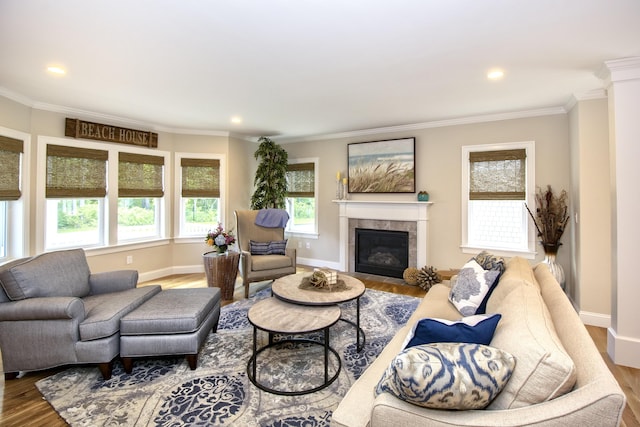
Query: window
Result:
<box><xmin>45</xmin><ymin>144</ymin><xmax>107</xmax><ymax>249</ymax></box>
<box><xmin>118</xmin><ymin>153</ymin><xmax>164</xmax><ymax>242</ymax></box>
<box><xmin>285</xmin><ymin>159</ymin><xmax>318</xmax><ymax>235</ymax></box>
<box><xmin>0</xmin><ymin>134</ymin><xmax>24</xmax><ymax>259</ymax></box>
<box><xmin>37</xmin><ymin>136</ymin><xmax>170</xmax><ymax>252</ymax></box>
<box><xmin>176</xmin><ymin>155</ymin><xmax>222</xmax><ymax>237</ymax></box>
<box><xmin>461</xmin><ymin>142</ymin><xmax>535</xmax><ymax>256</ymax></box>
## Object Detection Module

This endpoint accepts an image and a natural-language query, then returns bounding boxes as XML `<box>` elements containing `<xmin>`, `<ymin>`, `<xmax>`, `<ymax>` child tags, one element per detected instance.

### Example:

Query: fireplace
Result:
<box><xmin>355</xmin><ymin>228</ymin><xmax>409</xmax><ymax>278</ymax></box>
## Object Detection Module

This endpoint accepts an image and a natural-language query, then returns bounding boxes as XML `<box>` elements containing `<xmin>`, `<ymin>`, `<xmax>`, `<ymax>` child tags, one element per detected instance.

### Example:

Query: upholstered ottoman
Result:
<box><xmin>119</xmin><ymin>288</ymin><xmax>221</xmax><ymax>373</ymax></box>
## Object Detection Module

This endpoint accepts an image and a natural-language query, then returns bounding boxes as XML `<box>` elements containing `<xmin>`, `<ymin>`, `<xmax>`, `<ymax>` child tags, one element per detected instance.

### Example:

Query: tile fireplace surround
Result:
<box><xmin>334</xmin><ymin>200</ymin><xmax>432</xmax><ymax>274</ymax></box>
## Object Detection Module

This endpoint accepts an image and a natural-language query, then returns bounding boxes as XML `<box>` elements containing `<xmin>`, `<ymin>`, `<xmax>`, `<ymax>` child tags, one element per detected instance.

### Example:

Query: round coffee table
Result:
<box><xmin>272</xmin><ymin>273</ymin><xmax>366</xmax><ymax>351</ymax></box>
<box><xmin>246</xmin><ymin>297</ymin><xmax>342</xmax><ymax>396</ymax></box>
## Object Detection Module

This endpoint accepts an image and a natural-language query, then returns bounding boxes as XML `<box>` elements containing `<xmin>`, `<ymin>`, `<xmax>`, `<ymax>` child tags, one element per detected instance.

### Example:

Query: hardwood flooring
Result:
<box><xmin>1</xmin><ymin>271</ymin><xmax>638</xmax><ymax>426</ymax></box>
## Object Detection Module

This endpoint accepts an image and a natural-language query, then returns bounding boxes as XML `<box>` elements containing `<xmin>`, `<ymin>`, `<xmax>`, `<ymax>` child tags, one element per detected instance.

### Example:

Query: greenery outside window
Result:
<box><xmin>175</xmin><ymin>154</ymin><xmax>224</xmax><ymax>237</ymax></box>
<box><xmin>461</xmin><ymin>142</ymin><xmax>535</xmax><ymax>256</ymax></box>
<box><xmin>285</xmin><ymin>159</ymin><xmax>318</xmax><ymax>235</ymax></box>
<box><xmin>118</xmin><ymin>152</ymin><xmax>164</xmax><ymax>242</ymax></box>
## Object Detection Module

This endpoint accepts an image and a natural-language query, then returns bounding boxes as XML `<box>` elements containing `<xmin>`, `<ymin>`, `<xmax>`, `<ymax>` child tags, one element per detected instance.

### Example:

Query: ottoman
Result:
<box><xmin>119</xmin><ymin>288</ymin><xmax>221</xmax><ymax>373</ymax></box>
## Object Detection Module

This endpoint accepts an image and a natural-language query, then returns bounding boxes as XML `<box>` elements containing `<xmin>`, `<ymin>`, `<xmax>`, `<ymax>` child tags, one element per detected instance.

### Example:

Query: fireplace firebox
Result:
<box><xmin>355</xmin><ymin>228</ymin><xmax>409</xmax><ymax>278</ymax></box>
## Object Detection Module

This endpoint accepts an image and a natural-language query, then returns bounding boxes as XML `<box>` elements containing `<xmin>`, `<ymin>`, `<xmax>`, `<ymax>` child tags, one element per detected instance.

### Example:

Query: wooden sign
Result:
<box><xmin>65</xmin><ymin>118</ymin><xmax>158</xmax><ymax>148</ymax></box>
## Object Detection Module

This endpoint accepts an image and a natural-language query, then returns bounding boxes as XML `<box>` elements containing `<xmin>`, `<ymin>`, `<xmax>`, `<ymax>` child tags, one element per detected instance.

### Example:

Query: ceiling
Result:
<box><xmin>1</xmin><ymin>1</ymin><xmax>639</xmax><ymax>141</ymax></box>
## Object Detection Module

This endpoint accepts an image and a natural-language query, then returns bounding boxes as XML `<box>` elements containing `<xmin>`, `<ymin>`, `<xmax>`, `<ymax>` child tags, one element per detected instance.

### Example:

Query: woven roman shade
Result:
<box><xmin>119</xmin><ymin>152</ymin><xmax>164</xmax><ymax>197</ymax></box>
<box><xmin>469</xmin><ymin>149</ymin><xmax>526</xmax><ymax>200</ymax></box>
<box><xmin>286</xmin><ymin>162</ymin><xmax>315</xmax><ymax>197</ymax></box>
<box><xmin>181</xmin><ymin>158</ymin><xmax>220</xmax><ymax>198</ymax></box>
<box><xmin>0</xmin><ymin>135</ymin><xmax>23</xmax><ymax>201</ymax></box>
<box><xmin>46</xmin><ymin>144</ymin><xmax>108</xmax><ymax>198</ymax></box>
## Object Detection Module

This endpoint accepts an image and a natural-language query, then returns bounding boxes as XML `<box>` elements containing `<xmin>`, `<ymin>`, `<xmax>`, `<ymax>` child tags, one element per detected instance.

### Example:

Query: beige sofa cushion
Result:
<box><xmin>486</xmin><ymin>272</ymin><xmax>577</xmax><ymax>409</ymax></box>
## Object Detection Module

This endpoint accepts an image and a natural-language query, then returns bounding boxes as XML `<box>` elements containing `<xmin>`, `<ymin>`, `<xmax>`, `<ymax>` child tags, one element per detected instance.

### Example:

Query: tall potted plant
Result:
<box><xmin>251</xmin><ymin>136</ymin><xmax>288</xmax><ymax>209</ymax></box>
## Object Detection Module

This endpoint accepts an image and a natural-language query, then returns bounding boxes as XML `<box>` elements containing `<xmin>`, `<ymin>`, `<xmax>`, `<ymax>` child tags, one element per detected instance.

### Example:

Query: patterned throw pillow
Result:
<box><xmin>449</xmin><ymin>260</ymin><xmax>500</xmax><ymax>316</ymax></box>
<box><xmin>266</xmin><ymin>239</ymin><xmax>287</xmax><ymax>255</ymax></box>
<box><xmin>402</xmin><ymin>314</ymin><xmax>502</xmax><ymax>349</ymax></box>
<box><xmin>249</xmin><ymin>240</ymin><xmax>270</xmax><ymax>255</ymax></box>
<box><xmin>375</xmin><ymin>342</ymin><xmax>516</xmax><ymax>410</ymax></box>
<box><xmin>474</xmin><ymin>250</ymin><xmax>506</xmax><ymax>273</ymax></box>
<box><xmin>249</xmin><ymin>240</ymin><xmax>287</xmax><ymax>255</ymax></box>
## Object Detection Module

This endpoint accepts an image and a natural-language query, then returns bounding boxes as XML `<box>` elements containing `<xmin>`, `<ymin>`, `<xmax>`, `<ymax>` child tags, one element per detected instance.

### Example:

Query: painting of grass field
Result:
<box><xmin>348</xmin><ymin>137</ymin><xmax>415</xmax><ymax>193</ymax></box>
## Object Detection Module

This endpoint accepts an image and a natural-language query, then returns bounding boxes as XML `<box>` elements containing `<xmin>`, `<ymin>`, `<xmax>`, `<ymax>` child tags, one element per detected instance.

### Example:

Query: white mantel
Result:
<box><xmin>333</xmin><ymin>200</ymin><xmax>432</xmax><ymax>273</ymax></box>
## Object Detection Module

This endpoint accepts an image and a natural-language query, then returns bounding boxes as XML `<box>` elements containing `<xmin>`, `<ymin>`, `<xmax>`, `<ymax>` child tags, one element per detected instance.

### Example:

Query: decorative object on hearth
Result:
<box><xmin>525</xmin><ymin>185</ymin><xmax>569</xmax><ymax>289</ymax></box>
<box><xmin>417</xmin><ymin>191</ymin><xmax>430</xmax><ymax>201</ymax></box>
<box><xmin>403</xmin><ymin>267</ymin><xmax>420</xmax><ymax>285</ymax></box>
<box><xmin>251</xmin><ymin>136</ymin><xmax>288</xmax><ymax>209</ymax></box>
<box><xmin>336</xmin><ymin>171</ymin><xmax>343</xmax><ymax>199</ymax></box>
<box><xmin>416</xmin><ymin>265</ymin><xmax>442</xmax><ymax>291</ymax></box>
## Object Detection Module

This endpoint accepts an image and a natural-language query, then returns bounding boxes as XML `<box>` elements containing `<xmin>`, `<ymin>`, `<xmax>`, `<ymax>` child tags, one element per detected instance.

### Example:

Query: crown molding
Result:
<box><xmin>275</xmin><ymin>106</ymin><xmax>567</xmax><ymax>143</ymax></box>
<box><xmin>597</xmin><ymin>56</ymin><xmax>640</xmax><ymax>85</ymax></box>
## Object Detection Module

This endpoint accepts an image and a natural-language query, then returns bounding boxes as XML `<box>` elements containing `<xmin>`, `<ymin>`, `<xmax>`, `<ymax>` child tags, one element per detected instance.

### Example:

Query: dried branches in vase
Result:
<box><xmin>525</xmin><ymin>185</ymin><xmax>569</xmax><ymax>289</ymax></box>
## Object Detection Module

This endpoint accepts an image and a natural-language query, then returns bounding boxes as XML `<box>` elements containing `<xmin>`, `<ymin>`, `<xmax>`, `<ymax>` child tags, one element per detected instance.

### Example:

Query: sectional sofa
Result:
<box><xmin>333</xmin><ymin>256</ymin><xmax>626</xmax><ymax>427</ymax></box>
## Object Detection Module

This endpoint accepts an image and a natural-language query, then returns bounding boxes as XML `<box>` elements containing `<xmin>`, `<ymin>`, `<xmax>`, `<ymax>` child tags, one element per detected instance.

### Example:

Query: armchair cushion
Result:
<box><xmin>79</xmin><ymin>285</ymin><xmax>161</xmax><ymax>341</ymax></box>
<box><xmin>250</xmin><ymin>254</ymin><xmax>294</xmax><ymax>272</ymax></box>
<box><xmin>0</xmin><ymin>249</ymin><xmax>91</xmax><ymax>301</ymax></box>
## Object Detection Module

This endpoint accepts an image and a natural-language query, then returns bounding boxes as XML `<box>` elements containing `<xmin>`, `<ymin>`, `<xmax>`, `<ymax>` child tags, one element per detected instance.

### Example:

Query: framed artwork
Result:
<box><xmin>348</xmin><ymin>137</ymin><xmax>415</xmax><ymax>193</ymax></box>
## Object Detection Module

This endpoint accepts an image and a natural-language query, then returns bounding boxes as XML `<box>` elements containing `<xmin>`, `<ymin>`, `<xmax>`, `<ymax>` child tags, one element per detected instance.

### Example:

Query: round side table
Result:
<box><xmin>203</xmin><ymin>251</ymin><xmax>239</xmax><ymax>300</ymax></box>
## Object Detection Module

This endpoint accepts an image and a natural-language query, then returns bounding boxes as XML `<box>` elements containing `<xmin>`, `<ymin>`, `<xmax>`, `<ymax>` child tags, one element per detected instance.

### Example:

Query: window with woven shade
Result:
<box><xmin>46</xmin><ymin>144</ymin><xmax>108</xmax><ymax>198</ymax></box>
<box><xmin>0</xmin><ymin>135</ymin><xmax>23</xmax><ymax>201</ymax></box>
<box><xmin>285</xmin><ymin>160</ymin><xmax>318</xmax><ymax>235</ymax></box>
<box><xmin>118</xmin><ymin>152</ymin><xmax>164</xmax><ymax>197</ymax></box>
<box><xmin>462</xmin><ymin>142</ymin><xmax>535</xmax><ymax>255</ymax></box>
<box><xmin>178</xmin><ymin>156</ymin><xmax>222</xmax><ymax>237</ymax></box>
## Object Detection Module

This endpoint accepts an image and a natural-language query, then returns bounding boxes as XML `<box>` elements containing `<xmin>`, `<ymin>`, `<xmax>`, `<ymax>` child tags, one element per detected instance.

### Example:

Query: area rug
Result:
<box><xmin>36</xmin><ymin>287</ymin><xmax>420</xmax><ymax>426</ymax></box>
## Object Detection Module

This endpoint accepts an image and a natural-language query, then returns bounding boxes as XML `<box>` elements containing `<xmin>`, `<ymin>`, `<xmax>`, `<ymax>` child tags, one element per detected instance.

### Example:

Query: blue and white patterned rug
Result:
<box><xmin>36</xmin><ymin>287</ymin><xmax>420</xmax><ymax>426</ymax></box>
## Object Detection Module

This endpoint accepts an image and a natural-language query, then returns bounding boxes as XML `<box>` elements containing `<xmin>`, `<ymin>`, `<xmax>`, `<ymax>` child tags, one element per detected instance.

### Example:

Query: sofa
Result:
<box><xmin>332</xmin><ymin>256</ymin><xmax>626</xmax><ymax>427</ymax></box>
<box><xmin>0</xmin><ymin>249</ymin><xmax>161</xmax><ymax>380</ymax></box>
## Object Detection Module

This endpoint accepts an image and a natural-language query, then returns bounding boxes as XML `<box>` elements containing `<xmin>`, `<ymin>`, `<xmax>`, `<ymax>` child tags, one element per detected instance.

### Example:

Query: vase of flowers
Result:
<box><xmin>205</xmin><ymin>223</ymin><xmax>236</xmax><ymax>254</ymax></box>
<box><xmin>526</xmin><ymin>185</ymin><xmax>570</xmax><ymax>290</ymax></box>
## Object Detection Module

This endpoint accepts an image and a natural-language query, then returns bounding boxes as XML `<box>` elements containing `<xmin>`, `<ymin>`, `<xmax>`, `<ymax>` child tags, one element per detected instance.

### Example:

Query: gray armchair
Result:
<box><xmin>0</xmin><ymin>249</ymin><xmax>160</xmax><ymax>379</ymax></box>
<box><xmin>235</xmin><ymin>209</ymin><xmax>297</xmax><ymax>298</ymax></box>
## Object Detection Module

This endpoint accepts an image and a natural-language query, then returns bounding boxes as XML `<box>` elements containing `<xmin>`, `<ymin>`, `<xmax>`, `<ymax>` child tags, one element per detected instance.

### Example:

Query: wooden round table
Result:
<box><xmin>272</xmin><ymin>272</ymin><xmax>366</xmax><ymax>351</ymax></box>
<box><xmin>247</xmin><ymin>297</ymin><xmax>342</xmax><ymax>395</ymax></box>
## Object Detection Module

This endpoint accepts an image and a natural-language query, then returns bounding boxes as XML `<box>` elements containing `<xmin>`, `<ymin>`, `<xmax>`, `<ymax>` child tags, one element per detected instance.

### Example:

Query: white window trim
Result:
<box><xmin>285</xmin><ymin>157</ymin><xmax>319</xmax><ymax>238</ymax></box>
<box><xmin>173</xmin><ymin>152</ymin><xmax>227</xmax><ymax>241</ymax></box>
<box><xmin>35</xmin><ymin>135</ymin><xmax>171</xmax><ymax>254</ymax></box>
<box><xmin>460</xmin><ymin>141</ymin><xmax>536</xmax><ymax>259</ymax></box>
<box><xmin>0</xmin><ymin>126</ymin><xmax>30</xmax><ymax>260</ymax></box>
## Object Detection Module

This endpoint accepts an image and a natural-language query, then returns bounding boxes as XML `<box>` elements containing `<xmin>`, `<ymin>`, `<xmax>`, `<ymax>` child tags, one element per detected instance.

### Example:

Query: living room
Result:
<box><xmin>1</xmin><ymin>1</ymin><xmax>640</xmax><ymax>425</ymax></box>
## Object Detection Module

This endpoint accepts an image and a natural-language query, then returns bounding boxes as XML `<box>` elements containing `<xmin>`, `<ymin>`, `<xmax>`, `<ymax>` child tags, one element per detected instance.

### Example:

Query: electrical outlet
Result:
<box><xmin>298</xmin><ymin>241</ymin><xmax>303</xmax><ymax>248</ymax></box>
<box><xmin>305</xmin><ymin>242</ymin><xmax>311</xmax><ymax>249</ymax></box>
<box><xmin>126</xmin><ymin>255</ymin><xmax>133</xmax><ymax>264</ymax></box>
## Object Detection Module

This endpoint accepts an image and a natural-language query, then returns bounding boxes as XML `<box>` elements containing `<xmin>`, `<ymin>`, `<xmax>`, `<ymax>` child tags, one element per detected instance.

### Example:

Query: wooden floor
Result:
<box><xmin>1</xmin><ymin>272</ymin><xmax>638</xmax><ymax>426</ymax></box>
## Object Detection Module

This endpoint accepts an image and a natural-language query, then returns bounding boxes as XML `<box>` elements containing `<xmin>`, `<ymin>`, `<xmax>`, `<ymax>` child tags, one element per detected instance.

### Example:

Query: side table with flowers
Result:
<box><xmin>203</xmin><ymin>224</ymin><xmax>239</xmax><ymax>300</ymax></box>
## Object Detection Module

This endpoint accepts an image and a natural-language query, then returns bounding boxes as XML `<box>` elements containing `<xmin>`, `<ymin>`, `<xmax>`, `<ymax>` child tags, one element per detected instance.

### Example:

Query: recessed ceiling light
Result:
<box><xmin>231</xmin><ymin>116</ymin><xmax>242</xmax><ymax>124</ymax></box>
<box><xmin>487</xmin><ymin>69</ymin><xmax>505</xmax><ymax>80</ymax></box>
<box><xmin>47</xmin><ymin>66</ymin><xmax>66</xmax><ymax>75</ymax></box>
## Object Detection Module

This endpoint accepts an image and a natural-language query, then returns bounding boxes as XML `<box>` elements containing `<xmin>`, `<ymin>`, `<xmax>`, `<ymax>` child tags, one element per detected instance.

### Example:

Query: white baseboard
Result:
<box><xmin>296</xmin><ymin>256</ymin><xmax>342</xmax><ymax>271</ymax></box>
<box><xmin>138</xmin><ymin>264</ymin><xmax>203</xmax><ymax>283</ymax></box>
<box><xmin>579</xmin><ymin>311</ymin><xmax>611</xmax><ymax>328</ymax></box>
<box><xmin>607</xmin><ymin>327</ymin><xmax>640</xmax><ymax>369</ymax></box>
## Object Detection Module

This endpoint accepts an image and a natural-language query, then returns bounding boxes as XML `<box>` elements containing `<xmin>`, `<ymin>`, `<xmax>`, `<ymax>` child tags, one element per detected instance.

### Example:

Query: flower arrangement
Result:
<box><xmin>525</xmin><ymin>185</ymin><xmax>570</xmax><ymax>251</ymax></box>
<box><xmin>205</xmin><ymin>223</ymin><xmax>236</xmax><ymax>253</ymax></box>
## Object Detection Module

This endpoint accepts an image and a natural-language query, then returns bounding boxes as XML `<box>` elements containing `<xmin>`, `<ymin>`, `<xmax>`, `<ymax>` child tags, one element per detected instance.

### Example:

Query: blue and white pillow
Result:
<box><xmin>375</xmin><ymin>342</ymin><xmax>516</xmax><ymax>410</ymax></box>
<box><xmin>403</xmin><ymin>314</ymin><xmax>502</xmax><ymax>349</ymax></box>
<box><xmin>449</xmin><ymin>259</ymin><xmax>500</xmax><ymax>316</ymax></box>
